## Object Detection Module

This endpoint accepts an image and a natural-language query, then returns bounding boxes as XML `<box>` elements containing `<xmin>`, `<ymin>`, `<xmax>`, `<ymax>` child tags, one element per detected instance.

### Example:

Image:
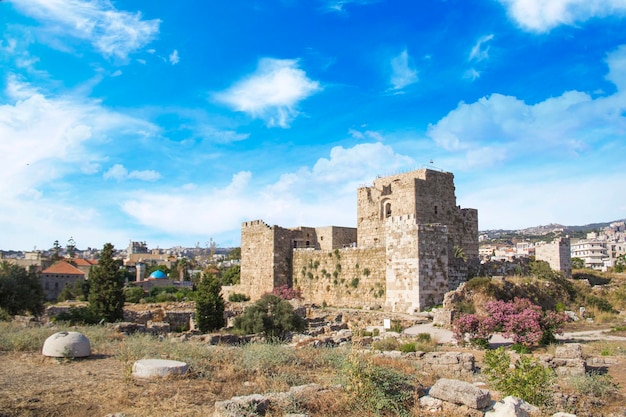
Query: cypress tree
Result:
<box><xmin>195</xmin><ymin>272</ymin><xmax>225</xmax><ymax>333</ymax></box>
<box><xmin>88</xmin><ymin>243</ymin><xmax>125</xmax><ymax>322</ymax></box>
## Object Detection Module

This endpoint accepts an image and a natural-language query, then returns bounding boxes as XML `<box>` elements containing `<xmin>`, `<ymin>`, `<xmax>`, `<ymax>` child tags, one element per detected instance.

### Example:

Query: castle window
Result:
<box><xmin>434</xmin><ymin>205</ymin><xmax>438</xmax><ymax>215</ymax></box>
<box><xmin>306</xmin><ymin>240</ymin><xmax>310</xmax><ymax>247</ymax></box>
<box><xmin>385</xmin><ymin>202</ymin><xmax>392</xmax><ymax>218</ymax></box>
<box><xmin>382</xmin><ymin>184</ymin><xmax>392</xmax><ymax>196</ymax></box>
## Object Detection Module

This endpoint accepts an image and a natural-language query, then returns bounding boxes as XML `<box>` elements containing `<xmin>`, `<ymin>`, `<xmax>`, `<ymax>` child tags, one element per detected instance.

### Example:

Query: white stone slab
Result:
<box><xmin>42</xmin><ymin>331</ymin><xmax>91</xmax><ymax>358</ymax></box>
<box><xmin>132</xmin><ymin>359</ymin><xmax>189</xmax><ymax>379</ymax></box>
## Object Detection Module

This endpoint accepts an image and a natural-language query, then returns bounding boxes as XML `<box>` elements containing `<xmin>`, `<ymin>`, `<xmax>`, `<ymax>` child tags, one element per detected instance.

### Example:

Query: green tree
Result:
<box><xmin>195</xmin><ymin>273</ymin><xmax>225</xmax><ymax>333</ymax></box>
<box><xmin>221</xmin><ymin>264</ymin><xmax>240</xmax><ymax>285</ymax></box>
<box><xmin>228</xmin><ymin>247</ymin><xmax>241</xmax><ymax>260</ymax></box>
<box><xmin>234</xmin><ymin>294</ymin><xmax>306</xmax><ymax>339</ymax></box>
<box><xmin>88</xmin><ymin>243</ymin><xmax>125</xmax><ymax>322</ymax></box>
<box><xmin>572</xmin><ymin>257</ymin><xmax>585</xmax><ymax>270</ymax></box>
<box><xmin>66</xmin><ymin>237</ymin><xmax>76</xmax><ymax>259</ymax></box>
<box><xmin>51</xmin><ymin>240</ymin><xmax>62</xmax><ymax>260</ymax></box>
<box><xmin>0</xmin><ymin>262</ymin><xmax>44</xmax><ymax>316</ymax></box>
<box><xmin>57</xmin><ymin>284</ymin><xmax>75</xmax><ymax>302</ymax></box>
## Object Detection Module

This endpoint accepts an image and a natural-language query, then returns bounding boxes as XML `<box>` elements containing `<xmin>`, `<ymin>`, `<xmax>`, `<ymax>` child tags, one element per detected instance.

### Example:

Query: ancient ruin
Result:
<box><xmin>234</xmin><ymin>168</ymin><xmax>478</xmax><ymax>313</ymax></box>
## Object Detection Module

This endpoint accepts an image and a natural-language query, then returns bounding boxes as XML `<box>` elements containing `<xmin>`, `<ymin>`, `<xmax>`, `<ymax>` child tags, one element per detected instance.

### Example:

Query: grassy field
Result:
<box><xmin>1</xmin><ymin>320</ymin><xmax>626</xmax><ymax>417</ymax></box>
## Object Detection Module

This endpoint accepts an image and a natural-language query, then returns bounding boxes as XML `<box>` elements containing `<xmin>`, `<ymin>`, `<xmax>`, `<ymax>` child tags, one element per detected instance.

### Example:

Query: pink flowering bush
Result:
<box><xmin>271</xmin><ymin>285</ymin><xmax>302</xmax><ymax>300</ymax></box>
<box><xmin>453</xmin><ymin>297</ymin><xmax>568</xmax><ymax>349</ymax></box>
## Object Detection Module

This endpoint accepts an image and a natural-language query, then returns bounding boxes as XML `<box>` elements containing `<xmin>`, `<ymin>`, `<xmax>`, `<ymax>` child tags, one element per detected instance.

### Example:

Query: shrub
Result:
<box><xmin>568</xmin><ymin>372</ymin><xmax>617</xmax><ymax>398</ymax></box>
<box><xmin>228</xmin><ymin>293</ymin><xmax>250</xmax><ymax>302</ymax></box>
<box><xmin>0</xmin><ymin>261</ymin><xmax>44</xmax><ymax>316</ymax></box>
<box><xmin>344</xmin><ymin>354</ymin><xmax>415</xmax><ymax>416</ymax></box>
<box><xmin>124</xmin><ymin>286</ymin><xmax>145</xmax><ymax>303</ymax></box>
<box><xmin>585</xmin><ymin>295</ymin><xmax>613</xmax><ymax>312</ymax></box>
<box><xmin>372</xmin><ymin>337</ymin><xmax>400</xmax><ymax>351</ymax></box>
<box><xmin>349</xmin><ymin>278</ymin><xmax>359</xmax><ymax>288</ymax></box>
<box><xmin>483</xmin><ymin>347</ymin><xmax>555</xmax><ymax>406</ymax></box>
<box><xmin>53</xmin><ymin>306</ymin><xmax>100</xmax><ymax>325</ymax></box>
<box><xmin>453</xmin><ymin>298</ymin><xmax>567</xmax><ymax>348</ymax></box>
<box><xmin>272</xmin><ymin>285</ymin><xmax>302</xmax><ymax>300</ymax></box>
<box><xmin>234</xmin><ymin>294</ymin><xmax>306</xmax><ymax>339</ymax></box>
<box><xmin>389</xmin><ymin>319</ymin><xmax>404</xmax><ymax>333</ymax></box>
<box><xmin>399</xmin><ymin>342</ymin><xmax>416</xmax><ymax>353</ymax></box>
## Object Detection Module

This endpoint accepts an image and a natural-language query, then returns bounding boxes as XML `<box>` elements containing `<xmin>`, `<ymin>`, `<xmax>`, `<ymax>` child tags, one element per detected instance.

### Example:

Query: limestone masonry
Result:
<box><xmin>235</xmin><ymin>168</ymin><xmax>478</xmax><ymax>313</ymax></box>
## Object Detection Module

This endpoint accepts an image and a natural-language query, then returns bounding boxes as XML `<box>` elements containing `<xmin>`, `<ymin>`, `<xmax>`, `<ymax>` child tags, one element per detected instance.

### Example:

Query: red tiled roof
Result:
<box><xmin>42</xmin><ymin>261</ymin><xmax>85</xmax><ymax>275</ymax></box>
<box><xmin>71</xmin><ymin>258</ymin><xmax>98</xmax><ymax>266</ymax></box>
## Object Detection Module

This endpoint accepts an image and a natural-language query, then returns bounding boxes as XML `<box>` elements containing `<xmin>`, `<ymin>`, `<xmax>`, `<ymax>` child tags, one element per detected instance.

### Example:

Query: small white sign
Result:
<box><xmin>383</xmin><ymin>318</ymin><xmax>391</xmax><ymax>329</ymax></box>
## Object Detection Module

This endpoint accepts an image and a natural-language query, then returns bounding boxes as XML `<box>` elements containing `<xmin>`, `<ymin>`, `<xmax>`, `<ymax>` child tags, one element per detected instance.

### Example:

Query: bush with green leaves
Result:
<box><xmin>228</xmin><ymin>292</ymin><xmax>250</xmax><ymax>302</ymax></box>
<box><xmin>221</xmin><ymin>264</ymin><xmax>241</xmax><ymax>285</ymax></box>
<box><xmin>0</xmin><ymin>261</ymin><xmax>44</xmax><ymax>317</ymax></box>
<box><xmin>195</xmin><ymin>273</ymin><xmax>225</xmax><ymax>333</ymax></box>
<box><xmin>568</xmin><ymin>372</ymin><xmax>617</xmax><ymax>398</ymax></box>
<box><xmin>53</xmin><ymin>306</ymin><xmax>100</xmax><ymax>325</ymax></box>
<box><xmin>483</xmin><ymin>347</ymin><xmax>554</xmax><ymax>406</ymax></box>
<box><xmin>124</xmin><ymin>286</ymin><xmax>145</xmax><ymax>303</ymax></box>
<box><xmin>234</xmin><ymin>294</ymin><xmax>306</xmax><ymax>339</ymax></box>
<box><xmin>344</xmin><ymin>353</ymin><xmax>416</xmax><ymax>416</ymax></box>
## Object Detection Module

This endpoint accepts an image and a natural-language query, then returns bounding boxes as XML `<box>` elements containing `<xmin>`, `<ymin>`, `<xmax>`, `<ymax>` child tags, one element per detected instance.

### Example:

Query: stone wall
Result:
<box><xmin>240</xmin><ymin>220</ymin><xmax>276</xmax><ymax>299</ymax></box>
<box><xmin>385</xmin><ymin>217</ymin><xmax>449</xmax><ymax>313</ymax></box>
<box><xmin>293</xmin><ymin>247</ymin><xmax>386</xmax><ymax>308</ymax></box>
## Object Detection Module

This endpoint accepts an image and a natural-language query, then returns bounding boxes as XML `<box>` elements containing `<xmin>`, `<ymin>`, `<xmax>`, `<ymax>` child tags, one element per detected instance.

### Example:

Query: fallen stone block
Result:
<box><xmin>555</xmin><ymin>344</ymin><xmax>583</xmax><ymax>360</ymax></box>
<box><xmin>485</xmin><ymin>396</ymin><xmax>530</xmax><ymax>417</ymax></box>
<box><xmin>429</xmin><ymin>378</ymin><xmax>491</xmax><ymax>410</ymax></box>
<box><xmin>419</xmin><ymin>395</ymin><xmax>443</xmax><ymax>412</ymax></box>
<box><xmin>132</xmin><ymin>359</ymin><xmax>189</xmax><ymax>379</ymax></box>
<box><xmin>213</xmin><ymin>394</ymin><xmax>269</xmax><ymax>417</ymax></box>
<box><xmin>42</xmin><ymin>331</ymin><xmax>91</xmax><ymax>358</ymax></box>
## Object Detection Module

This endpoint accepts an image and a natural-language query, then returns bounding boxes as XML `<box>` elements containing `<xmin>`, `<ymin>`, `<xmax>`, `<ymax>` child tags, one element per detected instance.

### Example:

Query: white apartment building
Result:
<box><xmin>571</xmin><ymin>239</ymin><xmax>608</xmax><ymax>271</ymax></box>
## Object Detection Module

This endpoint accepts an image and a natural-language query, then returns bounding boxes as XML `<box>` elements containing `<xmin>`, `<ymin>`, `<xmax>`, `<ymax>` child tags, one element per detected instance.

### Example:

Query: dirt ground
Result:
<box><xmin>1</xmin><ymin>347</ymin><xmax>626</xmax><ymax>417</ymax></box>
<box><xmin>0</xmin><ymin>352</ymin><xmax>219</xmax><ymax>417</ymax></box>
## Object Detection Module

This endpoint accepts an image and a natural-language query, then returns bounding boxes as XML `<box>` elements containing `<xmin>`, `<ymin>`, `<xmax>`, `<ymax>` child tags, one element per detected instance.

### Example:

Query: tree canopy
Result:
<box><xmin>234</xmin><ymin>294</ymin><xmax>306</xmax><ymax>339</ymax></box>
<box><xmin>0</xmin><ymin>261</ymin><xmax>44</xmax><ymax>316</ymax></box>
<box><xmin>88</xmin><ymin>243</ymin><xmax>125</xmax><ymax>322</ymax></box>
<box><xmin>195</xmin><ymin>273</ymin><xmax>225</xmax><ymax>333</ymax></box>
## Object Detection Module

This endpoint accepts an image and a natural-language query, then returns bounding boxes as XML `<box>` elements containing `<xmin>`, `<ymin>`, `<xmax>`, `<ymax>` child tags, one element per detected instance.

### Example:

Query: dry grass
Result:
<box><xmin>1</xmin><ymin>320</ymin><xmax>626</xmax><ymax>416</ymax></box>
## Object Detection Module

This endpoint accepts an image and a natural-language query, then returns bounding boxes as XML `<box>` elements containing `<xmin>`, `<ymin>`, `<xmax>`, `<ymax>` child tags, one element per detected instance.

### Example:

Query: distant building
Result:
<box><xmin>40</xmin><ymin>261</ymin><xmax>85</xmax><ymax>301</ymax></box>
<box><xmin>571</xmin><ymin>239</ymin><xmax>608</xmax><ymax>271</ymax></box>
<box><xmin>535</xmin><ymin>237</ymin><xmax>572</xmax><ymax>277</ymax></box>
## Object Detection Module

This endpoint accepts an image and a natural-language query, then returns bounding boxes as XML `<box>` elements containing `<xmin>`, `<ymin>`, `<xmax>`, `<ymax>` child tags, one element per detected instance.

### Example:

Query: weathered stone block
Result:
<box><xmin>213</xmin><ymin>394</ymin><xmax>269</xmax><ymax>417</ymax></box>
<box><xmin>429</xmin><ymin>378</ymin><xmax>491</xmax><ymax>409</ymax></box>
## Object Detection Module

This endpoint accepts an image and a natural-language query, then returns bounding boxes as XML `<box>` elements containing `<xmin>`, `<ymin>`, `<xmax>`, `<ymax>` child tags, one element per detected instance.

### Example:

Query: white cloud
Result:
<box><xmin>120</xmin><ymin>141</ymin><xmax>414</xmax><ymax>237</ymax></box>
<box><xmin>0</xmin><ymin>76</ymin><xmax>158</xmax><ymax>249</ymax></box>
<box><xmin>323</xmin><ymin>0</ymin><xmax>381</xmax><ymax>13</ymax></box>
<box><xmin>103</xmin><ymin>164</ymin><xmax>161</xmax><ymax>182</ymax></box>
<box><xmin>169</xmin><ymin>49</ymin><xmax>180</xmax><ymax>65</ymax></box>
<box><xmin>215</xmin><ymin>58</ymin><xmax>321</xmax><ymax>128</ymax></box>
<box><xmin>463</xmin><ymin>68</ymin><xmax>481</xmax><ymax>81</ymax></box>
<box><xmin>428</xmin><ymin>45</ymin><xmax>626</xmax><ymax>171</ymax></box>
<box><xmin>390</xmin><ymin>50</ymin><xmax>418</xmax><ymax>90</ymax></box>
<box><xmin>11</xmin><ymin>0</ymin><xmax>160</xmax><ymax>59</ymax></box>
<box><xmin>497</xmin><ymin>0</ymin><xmax>626</xmax><ymax>32</ymax></box>
<box><xmin>469</xmin><ymin>34</ymin><xmax>494</xmax><ymax>62</ymax></box>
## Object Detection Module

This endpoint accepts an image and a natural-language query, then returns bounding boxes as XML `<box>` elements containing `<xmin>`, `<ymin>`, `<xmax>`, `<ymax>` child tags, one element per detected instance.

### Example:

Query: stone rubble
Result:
<box><xmin>429</xmin><ymin>378</ymin><xmax>492</xmax><ymax>410</ymax></box>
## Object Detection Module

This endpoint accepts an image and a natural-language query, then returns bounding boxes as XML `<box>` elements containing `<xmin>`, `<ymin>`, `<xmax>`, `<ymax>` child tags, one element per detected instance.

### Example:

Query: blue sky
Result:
<box><xmin>1</xmin><ymin>0</ymin><xmax>625</xmax><ymax>251</ymax></box>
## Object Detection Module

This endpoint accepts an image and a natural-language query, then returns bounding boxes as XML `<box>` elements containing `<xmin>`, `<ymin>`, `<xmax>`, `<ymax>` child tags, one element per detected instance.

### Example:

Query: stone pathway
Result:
<box><xmin>403</xmin><ymin>323</ymin><xmax>626</xmax><ymax>346</ymax></box>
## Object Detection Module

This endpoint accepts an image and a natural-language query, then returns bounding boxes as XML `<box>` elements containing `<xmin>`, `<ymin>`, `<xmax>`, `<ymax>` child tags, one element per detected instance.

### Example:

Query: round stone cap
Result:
<box><xmin>132</xmin><ymin>359</ymin><xmax>189</xmax><ymax>379</ymax></box>
<box><xmin>42</xmin><ymin>331</ymin><xmax>91</xmax><ymax>358</ymax></box>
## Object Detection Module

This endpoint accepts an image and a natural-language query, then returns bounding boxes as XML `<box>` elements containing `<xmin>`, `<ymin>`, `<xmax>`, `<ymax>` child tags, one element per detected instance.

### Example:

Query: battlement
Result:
<box><xmin>241</xmin><ymin>219</ymin><xmax>272</xmax><ymax>229</ymax></box>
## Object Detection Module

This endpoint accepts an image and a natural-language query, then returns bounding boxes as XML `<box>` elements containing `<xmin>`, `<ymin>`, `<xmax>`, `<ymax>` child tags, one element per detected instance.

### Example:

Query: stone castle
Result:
<box><xmin>234</xmin><ymin>168</ymin><xmax>478</xmax><ymax>313</ymax></box>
